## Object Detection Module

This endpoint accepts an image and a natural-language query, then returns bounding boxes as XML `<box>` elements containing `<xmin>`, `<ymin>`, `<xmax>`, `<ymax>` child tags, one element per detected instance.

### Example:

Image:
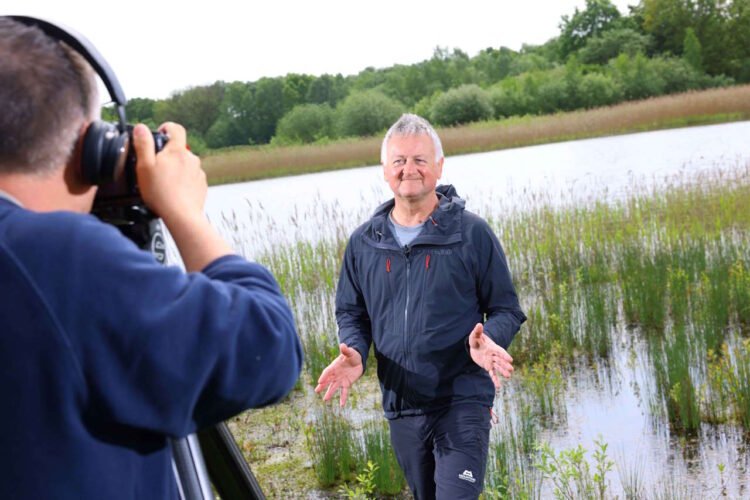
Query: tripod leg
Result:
<box><xmin>171</xmin><ymin>434</ymin><xmax>214</xmax><ymax>500</ymax></box>
<box><xmin>198</xmin><ymin>423</ymin><xmax>266</xmax><ymax>500</ymax></box>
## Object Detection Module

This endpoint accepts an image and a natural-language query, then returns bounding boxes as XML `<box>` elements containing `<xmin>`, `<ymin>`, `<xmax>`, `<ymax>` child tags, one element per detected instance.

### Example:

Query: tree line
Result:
<box><xmin>114</xmin><ymin>0</ymin><xmax>750</xmax><ymax>153</ymax></box>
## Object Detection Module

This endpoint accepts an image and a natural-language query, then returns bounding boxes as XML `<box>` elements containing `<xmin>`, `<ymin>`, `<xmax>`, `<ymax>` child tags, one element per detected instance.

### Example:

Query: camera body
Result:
<box><xmin>93</xmin><ymin>125</ymin><xmax>168</xmax><ymax>205</ymax></box>
<box><xmin>91</xmin><ymin>126</ymin><xmax>168</xmax><ymax>261</ymax></box>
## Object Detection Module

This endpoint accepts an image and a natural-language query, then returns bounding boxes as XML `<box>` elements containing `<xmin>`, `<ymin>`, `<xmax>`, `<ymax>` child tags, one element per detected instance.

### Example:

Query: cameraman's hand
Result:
<box><xmin>133</xmin><ymin>122</ymin><xmax>204</xmax><ymax>220</ymax></box>
<box><xmin>133</xmin><ymin>122</ymin><xmax>232</xmax><ymax>271</ymax></box>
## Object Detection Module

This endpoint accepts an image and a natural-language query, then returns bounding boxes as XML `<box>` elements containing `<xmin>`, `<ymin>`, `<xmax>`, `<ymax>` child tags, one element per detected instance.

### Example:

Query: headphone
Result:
<box><xmin>7</xmin><ymin>16</ymin><xmax>130</xmax><ymax>185</ymax></box>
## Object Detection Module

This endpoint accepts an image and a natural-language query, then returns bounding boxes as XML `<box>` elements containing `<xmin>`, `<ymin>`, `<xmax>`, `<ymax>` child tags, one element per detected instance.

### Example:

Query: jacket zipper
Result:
<box><xmin>403</xmin><ymin>245</ymin><xmax>411</xmax><ymax>365</ymax></box>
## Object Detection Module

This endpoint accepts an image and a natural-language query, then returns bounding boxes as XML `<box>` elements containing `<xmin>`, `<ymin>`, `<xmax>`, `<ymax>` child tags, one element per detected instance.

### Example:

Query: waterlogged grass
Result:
<box><xmin>230</xmin><ymin>159</ymin><xmax>750</xmax><ymax>497</ymax></box>
<box><xmin>305</xmin><ymin>409</ymin><xmax>361</xmax><ymax>486</ymax></box>
<box><xmin>303</xmin><ymin>408</ymin><xmax>406</xmax><ymax>496</ymax></box>
<box><xmin>534</xmin><ymin>437</ymin><xmax>614</xmax><ymax>500</ymax></box>
<box><xmin>361</xmin><ymin>420</ymin><xmax>406</xmax><ymax>495</ymax></box>
<box><xmin>202</xmin><ymin>85</ymin><xmax>750</xmax><ymax>185</ymax></box>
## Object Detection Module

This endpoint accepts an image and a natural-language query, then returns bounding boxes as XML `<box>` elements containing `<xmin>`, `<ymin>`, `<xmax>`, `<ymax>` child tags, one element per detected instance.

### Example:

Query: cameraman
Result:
<box><xmin>0</xmin><ymin>18</ymin><xmax>303</xmax><ymax>499</ymax></box>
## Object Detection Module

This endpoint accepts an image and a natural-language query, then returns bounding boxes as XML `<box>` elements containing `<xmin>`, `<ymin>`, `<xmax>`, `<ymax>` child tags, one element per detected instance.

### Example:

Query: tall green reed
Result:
<box><xmin>305</xmin><ymin>409</ymin><xmax>362</xmax><ymax>486</ymax></box>
<box><xmin>360</xmin><ymin>420</ymin><xmax>406</xmax><ymax>495</ymax></box>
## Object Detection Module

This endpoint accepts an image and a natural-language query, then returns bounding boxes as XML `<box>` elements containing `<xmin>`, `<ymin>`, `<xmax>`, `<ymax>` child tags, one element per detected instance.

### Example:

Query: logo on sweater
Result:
<box><xmin>458</xmin><ymin>469</ymin><xmax>476</xmax><ymax>483</ymax></box>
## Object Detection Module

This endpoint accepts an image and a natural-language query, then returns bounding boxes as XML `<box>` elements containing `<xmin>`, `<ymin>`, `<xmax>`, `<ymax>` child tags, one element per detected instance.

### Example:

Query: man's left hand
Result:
<box><xmin>468</xmin><ymin>323</ymin><xmax>513</xmax><ymax>389</ymax></box>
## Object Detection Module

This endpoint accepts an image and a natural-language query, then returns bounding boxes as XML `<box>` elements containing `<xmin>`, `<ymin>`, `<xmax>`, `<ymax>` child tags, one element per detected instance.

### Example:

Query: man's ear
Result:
<box><xmin>436</xmin><ymin>156</ymin><xmax>444</xmax><ymax>179</ymax></box>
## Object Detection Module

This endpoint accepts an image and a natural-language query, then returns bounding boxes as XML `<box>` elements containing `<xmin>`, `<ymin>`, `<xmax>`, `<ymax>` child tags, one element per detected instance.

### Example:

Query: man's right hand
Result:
<box><xmin>132</xmin><ymin>122</ymin><xmax>232</xmax><ymax>272</ymax></box>
<box><xmin>132</xmin><ymin>122</ymin><xmax>205</xmax><ymax>222</ymax></box>
<box><xmin>315</xmin><ymin>343</ymin><xmax>364</xmax><ymax>407</ymax></box>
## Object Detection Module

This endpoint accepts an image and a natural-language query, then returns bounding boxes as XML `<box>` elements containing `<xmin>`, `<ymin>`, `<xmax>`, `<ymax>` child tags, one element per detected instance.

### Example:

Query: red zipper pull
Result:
<box><xmin>386</xmin><ymin>257</ymin><xmax>391</xmax><ymax>273</ymax></box>
<box><xmin>425</xmin><ymin>254</ymin><xmax>430</xmax><ymax>270</ymax></box>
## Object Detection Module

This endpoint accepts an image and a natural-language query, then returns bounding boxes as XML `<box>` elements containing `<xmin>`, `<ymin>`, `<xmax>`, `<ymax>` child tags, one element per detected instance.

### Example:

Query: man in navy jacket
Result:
<box><xmin>316</xmin><ymin>114</ymin><xmax>526</xmax><ymax>499</ymax></box>
<box><xmin>0</xmin><ymin>18</ymin><xmax>302</xmax><ymax>499</ymax></box>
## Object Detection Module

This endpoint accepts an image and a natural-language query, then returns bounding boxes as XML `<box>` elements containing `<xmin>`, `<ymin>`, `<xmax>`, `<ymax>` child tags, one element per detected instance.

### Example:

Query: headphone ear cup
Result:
<box><xmin>81</xmin><ymin>121</ymin><xmax>129</xmax><ymax>185</ymax></box>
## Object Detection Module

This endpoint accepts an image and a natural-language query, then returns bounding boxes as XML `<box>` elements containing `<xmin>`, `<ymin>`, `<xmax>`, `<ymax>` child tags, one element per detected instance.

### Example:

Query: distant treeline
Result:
<box><xmin>111</xmin><ymin>0</ymin><xmax>750</xmax><ymax>153</ymax></box>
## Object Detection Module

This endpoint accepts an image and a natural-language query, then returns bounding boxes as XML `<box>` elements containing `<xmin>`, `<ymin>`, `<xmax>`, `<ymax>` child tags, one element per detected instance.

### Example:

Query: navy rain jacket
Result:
<box><xmin>336</xmin><ymin>185</ymin><xmax>526</xmax><ymax>419</ymax></box>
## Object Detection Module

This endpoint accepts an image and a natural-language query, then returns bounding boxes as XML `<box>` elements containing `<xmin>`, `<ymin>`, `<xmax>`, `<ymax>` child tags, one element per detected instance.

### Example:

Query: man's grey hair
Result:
<box><xmin>381</xmin><ymin>113</ymin><xmax>444</xmax><ymax>164</ymax></box>
<box><xmin>0</xmin><ymin>18</ymin><xmax>99</xmax><ymax>176</ymax></box>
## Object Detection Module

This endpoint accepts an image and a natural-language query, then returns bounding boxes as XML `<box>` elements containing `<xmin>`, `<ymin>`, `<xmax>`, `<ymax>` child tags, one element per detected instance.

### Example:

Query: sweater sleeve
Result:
<box><xmin>46</xmin><ymin>215</ymin><xmax>303</xmax><ymax>438</ymax></box>
<box><xmin>474</xmin><ymin>221</ymin><xmax>527</xmax><ymax>350</ymax></box>
<box><xmin>335</xmin><ymin>235</ymin><xmax>372</xmax><ymax>370</ymax></box>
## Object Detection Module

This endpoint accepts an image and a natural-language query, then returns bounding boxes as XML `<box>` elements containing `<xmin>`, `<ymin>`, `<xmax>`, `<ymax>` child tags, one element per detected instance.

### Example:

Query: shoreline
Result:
<box><xmin>202</xmin><ymin>84</ymin><xmax>750</xmax><ymax>186</ymax></box>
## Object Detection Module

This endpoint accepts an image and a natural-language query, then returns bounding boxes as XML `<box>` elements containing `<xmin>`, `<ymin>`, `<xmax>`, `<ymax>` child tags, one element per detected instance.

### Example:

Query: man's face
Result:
<box><xmin>383</xmin><ymin>133</ymin><xmax>443</xmax><ymax>203</ymax></box>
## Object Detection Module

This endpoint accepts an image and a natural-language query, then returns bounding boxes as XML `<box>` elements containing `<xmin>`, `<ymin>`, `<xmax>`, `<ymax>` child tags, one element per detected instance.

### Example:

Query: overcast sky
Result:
<box><xmin>6</xmin><ymin>0</ymin><xmax>635</xmax><ymax>101</ymax></box>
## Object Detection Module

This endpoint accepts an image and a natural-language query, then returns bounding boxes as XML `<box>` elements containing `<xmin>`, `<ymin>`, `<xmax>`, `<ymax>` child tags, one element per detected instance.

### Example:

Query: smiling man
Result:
<box><xmin>316</xmin><ymin>113</ymin><xmax>526</xmax><ymax>499</ymax></box>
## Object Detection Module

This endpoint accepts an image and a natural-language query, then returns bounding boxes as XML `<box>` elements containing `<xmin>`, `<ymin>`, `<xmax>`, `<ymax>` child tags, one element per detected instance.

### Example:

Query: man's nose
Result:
<box><xmin>403</xmin><ymin>158</ymin><xmax>418</xmax><ymax>173</ymax></box>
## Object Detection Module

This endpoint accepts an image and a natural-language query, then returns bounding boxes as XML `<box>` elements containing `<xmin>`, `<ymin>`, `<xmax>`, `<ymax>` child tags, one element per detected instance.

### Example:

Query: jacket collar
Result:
<box><xmin>0</xmin><ymin>189</ymin><xmax>23</xmax><ymax>207</ymax></box>
<box><xmin>362</xmin><ymin>184</ymin><xmax>464</xmax><ymax>250</ymax></box>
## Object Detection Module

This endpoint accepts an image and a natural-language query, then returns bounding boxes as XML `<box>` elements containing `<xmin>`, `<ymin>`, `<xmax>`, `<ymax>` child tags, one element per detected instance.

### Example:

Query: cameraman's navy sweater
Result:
<box><xmin>0</xmin><ymin>198</ymin><xmax>303</xmax><ymax>499</ymax></box>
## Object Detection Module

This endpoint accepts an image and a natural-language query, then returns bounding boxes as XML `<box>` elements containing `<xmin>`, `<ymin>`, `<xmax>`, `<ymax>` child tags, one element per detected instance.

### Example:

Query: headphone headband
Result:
<box><xmin>8</xmin><ymin>15</ymin><xmax>127</xmax><ymax>131</ymax></box>
<box><xmin>4</xmin><ymin>15</ymin><xmax>132</xmax><ymax>185</ymax></box>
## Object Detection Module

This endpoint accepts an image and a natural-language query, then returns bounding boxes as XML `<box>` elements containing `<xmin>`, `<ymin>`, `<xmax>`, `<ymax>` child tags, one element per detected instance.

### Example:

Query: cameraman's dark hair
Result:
<box><xmin>0</xmin><ymin>18</ymin><xmax>98</xmax><ymax>176</ymax></box>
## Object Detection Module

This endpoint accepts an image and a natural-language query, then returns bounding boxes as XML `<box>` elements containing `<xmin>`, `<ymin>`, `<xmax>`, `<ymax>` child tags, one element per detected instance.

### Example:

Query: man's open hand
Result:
<box><xmin>468</xmin><ymin>323</ymin><xmax>513</xmax><ymax>389</ymax></box>
<box><xmin>314</xmin><ymin>343</ymin><xmax>364</xmax><ymax>407</ymax></box>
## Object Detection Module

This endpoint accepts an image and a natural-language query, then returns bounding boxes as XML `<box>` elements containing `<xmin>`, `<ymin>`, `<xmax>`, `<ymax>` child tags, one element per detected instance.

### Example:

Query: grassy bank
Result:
<box><xmin>221</xmin><ymin>158</ymin><xmax>750</xmax><ymax>498</ymax></box>
<box><xmin>202</xmin><ymin>84</ymin><xmax>750</xmax><ymax>185</ymax></box>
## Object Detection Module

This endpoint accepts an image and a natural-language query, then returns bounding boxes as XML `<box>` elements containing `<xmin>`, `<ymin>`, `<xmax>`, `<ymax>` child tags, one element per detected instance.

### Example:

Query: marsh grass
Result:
<box><xmin>654</xmin><ymin>326</ymin><xmax>702</xmax><ymax>433</ymax></box>
<box><xmin>519</xmin><ymin>356</ymin><xmax>568</xmax><ymax>423</ymax></box>
<box><xmin>229</xmin><ymin>153</ymin><xmax>750</xmax><ymax>495</ymax></box>
<box><xmin>708</xmin><ymin>339</ymin><xmax>750</xmax><ymax>428</ymax></box>
<box><xmin>729</xmin><ymin>261</ymin><xmax>750</xmax><ymax>328</ymax></box>
<box><xmin>202</xmin><ymin>86</ymin><xmax>750</xmax><ymax>185</ymax></box>
<box><xmin>614</xmin><ymin>452</ymin><xmax>645</xmax><ymax>500</ymax></box>
<box><xmin>360</xmin><ymin>420</ymin><xmax>406</xmax><ymax>495</ymax></box>
<box><xmin>305</xmin><ymin>409</ymin><xmax>361</xmax><ymax>486</ymax></box>
<box><xmin>534</xmin><ymin>436</ymin><xmax>614</xmax><ymax>500</ymax></box>
<box><xmin>485</xmin><ymin>399</ymin><xmax>542</xmax><ymax>499</ymax></box>
<box><xmin>305</xmin><ymin>410</ymin><xmax>406</xmax><ymax>495</ymax></box>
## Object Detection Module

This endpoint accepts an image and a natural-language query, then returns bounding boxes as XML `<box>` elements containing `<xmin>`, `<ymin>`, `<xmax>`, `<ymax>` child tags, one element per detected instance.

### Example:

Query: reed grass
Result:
<box><xmin>519</xmin><ymin>357</ymin><xmax>567</xmax><ymax>423</ymax></box>
<box><xmin>614</xmin><ymin>452</ymin><xmax>645</xmax><ymax>500</ymax></box>
<box><xmin>485</xmin><ymin>398</ymin><xmax>542</xmax><ymax>499</ymax></box>
<box><xmin>305</xmin><ymin>409</ymin><xmax>361</xmax><ymax>486</ymax></box>
<box><xmin>360</xmin><ymin>420</ymin><xmax>406</xmax><ymax>495</ymax></box>
<box><xmin>202</xmin><ymin>85</ymin><xmax>750</xmax><ymax>185</ymax></box>
<box><xmin>228</xmin><ymin>150</ymin><xmax>750</xmax><ymax>496</ymax></box>
<box><xmin>708</xmin><ymin>339</ymin><xmax>750</xmax><ymax>428</ymax></box>
<box><xmin>534</xmin><ymin>437</ymin><xmax>613</xmax><ymax>500</ymax></box>
<box><xmin>305</xmin><ymin>409</ymin><xmax>406</xmax><ymax>494</ymax></box>
<box><xmin>253</xmin><ymin>158</ymin><xmax>750</xmax><ymax>435</ymax></box>
<box><xmin>660</xmin><ymin>326</ymin><xmax>701</xmax><ymax>433</ymax></box>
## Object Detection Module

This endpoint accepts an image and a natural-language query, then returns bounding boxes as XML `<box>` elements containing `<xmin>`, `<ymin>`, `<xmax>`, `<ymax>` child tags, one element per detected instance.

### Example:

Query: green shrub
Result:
<box><xmin>609</xmin><ymin>52</ymin><xmax>666</xmax><ymax>100</ymax></box>
<box><xmin>489</xmin><ymin>84</ymin><xmax>531</xmax><ymax>118</ymax></box>
<box><xmin>649</xmin><ymin>57</ymin><xmax>703</xmax><ymax>94</ymax></box>
<box><xmin>335</xmin><ymin>90</ymin><xmax>404</xmax><ymax>138</ymax></box>
<box><xmin>536</xmin><ymin>78</ymin><xmax>570</xmax><ymax>114</ymax></box>
<box><xmin>429</xmin><ymin>84</ymin><xmax>494</xmax><ymax>126</ymax></box>
<box><xmin>274</xmin><ymin>103</ymin><xmax>335</xmax><ymax>144</ymax></box>
<box><xmin>579</xmin><ymin>28</ymin><xmax>653</xmax><ymax>65</ymax></box>
<box><xmin>577</xmin><ymin>73</ymin><xmax>623</xmax><ymax>108</ymax></box>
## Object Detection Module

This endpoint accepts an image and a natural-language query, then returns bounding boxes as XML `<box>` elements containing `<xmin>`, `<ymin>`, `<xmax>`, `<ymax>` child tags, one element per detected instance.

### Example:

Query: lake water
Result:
<box><xmin>206</xmin><ymin>121</ymin><xmax>750</xmax><ymax>256</ymax></box>
<box><xmin>203</xmin><ymin>121</ymin><xmax>750</xmax><ymax>497</ymax></box>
